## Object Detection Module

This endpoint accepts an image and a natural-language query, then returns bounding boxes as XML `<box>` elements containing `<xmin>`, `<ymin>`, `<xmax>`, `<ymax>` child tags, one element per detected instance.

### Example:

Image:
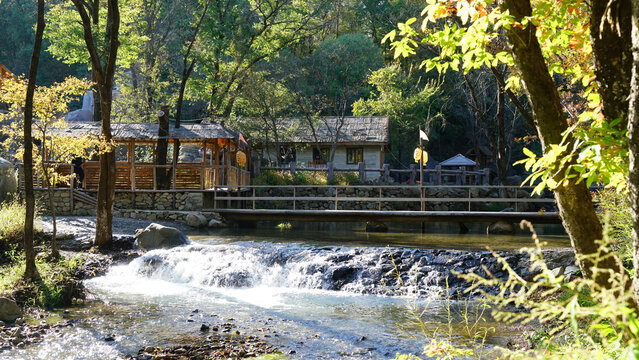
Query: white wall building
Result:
<box><xmin>255</xmin><ymin>116</ymin><xmax>390</xmax><ymax>179</ymax></box>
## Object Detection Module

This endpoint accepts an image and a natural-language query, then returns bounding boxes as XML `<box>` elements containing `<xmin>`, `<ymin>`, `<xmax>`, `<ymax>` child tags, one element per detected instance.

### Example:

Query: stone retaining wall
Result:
<box><xmin>34</xmin><ymin>190</ymin><xmax>205</xmax><ymax>216</ymax></box>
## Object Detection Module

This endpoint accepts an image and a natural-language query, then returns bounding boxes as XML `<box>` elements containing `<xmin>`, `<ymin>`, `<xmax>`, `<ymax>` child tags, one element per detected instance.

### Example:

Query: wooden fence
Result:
<box><xmin>258</xmin><ymin>161</ymin><xmax>490</xmax><ymax>185</ymax></box>
<box><xmin>206</xmin><ymin>184</ymin><xmax>555</xmax><ymax>212</ymax></box>
<box><xmin>19</xmin><ymin>162</ymin><xmax>251</xmax><ymax>191</ymax></box>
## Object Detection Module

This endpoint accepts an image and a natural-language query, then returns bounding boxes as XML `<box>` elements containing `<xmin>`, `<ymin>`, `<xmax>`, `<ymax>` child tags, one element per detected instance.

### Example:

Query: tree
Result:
<box><xmin>386</xmin><ymin>0</ymin><xmax>628</xmax><ymax>290</ymax></box>
<box><xmin>21</xmin><ymin>0</ymin><xmax>44</xmax><ymax>280</ymax></box>
<box><xmin>193</xmin><ymin>0</ymin><xmax>326</xmax><ymax>120</ymax></box>
<box><xmin>1</xmin><ymin>77</ymin><xmax>97</xmax><ymax>258</ymax></box>
<box><xmin>301</xmin><ymin>33</ymin><xmax>383</xmax><ymax>162</ymax></box>
<box><xmin>353</xmin><ymin>65</ymin><xmax>445</xmax><ymax>168</ymax></box>
<box><xmin>628</xmin><ymin>1</ymin><xmax>639</xmax><ymax>304</ymax></box>
<box><xmin>69</xmin><ymin>0</ymin><xmax>121</xmax><ymax>249</ymax></box>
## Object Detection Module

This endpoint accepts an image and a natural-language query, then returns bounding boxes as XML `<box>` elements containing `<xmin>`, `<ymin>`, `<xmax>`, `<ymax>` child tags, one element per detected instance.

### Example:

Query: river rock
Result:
<box><xmin>134</xmin><ymin>223</ymin><xmax>189</xmax><ymax>250</ymax></box>
<box><xmin>186</xmin><ymin>213</ymin><xmax>208</xmax><ymax>227</ymax></box>
<box><xmin>365</xmin><ymin>221</ymin><xmax>388</xmax><ymax>233</ymax></box>
<box><xmin>0</xmin><ymin>298</ymin><xmax>21</xmax><ymax>323</ymax></box>
<box><xmin>486</xmin><ymin>221</ymin><xmax>515</xmax><ymax>235</ymax></box>
<box><xmin>208</xmin><ymin>218</ymin><xmax>225</xmax><ymax>228</ymax></box>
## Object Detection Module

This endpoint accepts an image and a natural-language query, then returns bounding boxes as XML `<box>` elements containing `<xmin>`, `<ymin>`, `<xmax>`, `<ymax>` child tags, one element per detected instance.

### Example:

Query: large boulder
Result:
<box><xmin>487</xmin><ymin>221</ymin><xmax>515</xmax><ymax>235</ymax></box>
<box><xmin>0</xmin><ymin>297</ymin><xmax>21</xmax><ymax>323</ymax></box>
<box><xmin>186</xmin><ymin>213</ymin><xmax>207</xmax><ymax>227</ymax></box>
<box><xmin>134</xmin><ymin>223</ymin><xmax>190</xmax><ymax>250</ymax></box>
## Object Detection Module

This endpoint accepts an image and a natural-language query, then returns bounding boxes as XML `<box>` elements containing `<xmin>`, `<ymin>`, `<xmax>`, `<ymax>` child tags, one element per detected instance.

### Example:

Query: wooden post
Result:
<box><xmin>129</xmin><ymin>140</ymin><xmax>136</xmax><ymax>191</ymax></box>
<box><xmin>419</xmin><ymin>126</ymin><xmax>424</xmax><ymax>211</ymax></box>
<box><xmin>483</xmin><ymin>168</ymin><xmax>490</xmax><ymax>185</ymax></box>
<box><xmin>69</xmin><ymin>165</ymin><xmax>74</xmax><ymax>212</ymax></box>
<box><xmin>383</xmin><ymin>163</ymin><xmax>390</xmax><ymax>182</ymax></box>
<box><xmin>172</xmin><ymin>141</ymin><xmax>178</xmax><ymax>190</ymax></box>
<box><xmin>461</xmin><ymin>169</ymin><xmax>467</xmax><ymax>185</ymax></box>
<box><xmin>335</xmin><ymin>186</ymin><xmax>339</xmax><ymax>210</ymax></box>
<box><xmin>252</xmin><ymin>187</ymin><xmax>255</xmax><ymax>210</ymax></box>
<box><xmin>378</xmin><ymin>187</ymin><xmax>382</xmax><ymax>210</ymax></box>
<box><xmin>293</xmin><ymin>186</ymin><xmax>296</xmax><ymax>210</ymax></box>
<box><xmin>289</xmin><ymin>161</ymin><xmax>296</xmax><ymax>176</ymax></box>
<box><xmin>409</xmin><ymin>164</ymin><xmax>416</xmax><ymax>184</ymax></box>
<box><xmin>327</xmin><ymin>162</ymin><xmax>334</xmax><ymax>182</ymax></box>
<box><xmin>358</xmin><ymin>162</ymin><xmax>365</xmax><ymax>183</ymax></box>
<box><xmin>436</xmin><ymin>165</ymin><xmax>442</xmax><ymax>185</ymax></box>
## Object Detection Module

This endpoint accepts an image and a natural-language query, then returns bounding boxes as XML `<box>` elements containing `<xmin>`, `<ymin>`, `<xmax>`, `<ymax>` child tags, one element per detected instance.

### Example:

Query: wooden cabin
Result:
<box><xmin>45</xmin><ymin>121</ymin><xmax>251</xmax><ymax>190</ymax></box>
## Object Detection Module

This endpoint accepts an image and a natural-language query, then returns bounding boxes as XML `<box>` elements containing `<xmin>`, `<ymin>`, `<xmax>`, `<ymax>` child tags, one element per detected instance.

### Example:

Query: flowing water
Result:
<box><xmin>2</xmin><ymin>222</ymin><xmax>569</xmax><ymax>360</ymax></box>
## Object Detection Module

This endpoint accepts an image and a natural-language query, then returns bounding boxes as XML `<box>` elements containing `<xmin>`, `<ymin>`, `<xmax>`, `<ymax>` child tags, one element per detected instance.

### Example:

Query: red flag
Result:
<box><xmin>239</xmin><ymin>133</ymin><xmax>248</xmax><ymax>146</ymax></box>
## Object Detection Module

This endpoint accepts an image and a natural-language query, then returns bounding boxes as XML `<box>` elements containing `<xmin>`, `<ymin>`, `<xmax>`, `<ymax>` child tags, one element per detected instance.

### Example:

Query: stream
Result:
<box><xmin>1</xmin><ymin>222</ymin><xmax>570</xmax><ymax>360</ymax></box>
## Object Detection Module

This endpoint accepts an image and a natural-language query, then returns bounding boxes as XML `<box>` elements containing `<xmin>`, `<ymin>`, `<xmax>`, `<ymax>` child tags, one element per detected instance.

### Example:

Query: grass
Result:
<box><xmin>0</xmin><ymin>252</ymin><xmax>85</xmax><ymax>309</ymax></box>
<box><xmin>0</xmin><ymin>198</ymin><xmax>44</xmax><ymax>256</ymax></box>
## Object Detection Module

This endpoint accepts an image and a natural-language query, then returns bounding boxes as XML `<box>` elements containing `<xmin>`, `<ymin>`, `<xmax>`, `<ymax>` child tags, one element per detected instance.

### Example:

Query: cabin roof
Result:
<box><xmin>53</xmin><ymin>121</ymin><xmax>239</xmax><ymax>141</ymax></box>
<box><xmin>251</xmin><ymin>116</ymin><xmax>390</xmax><ymax>145</ymax></box>
<box><xmin>440</xmin><ymin>153</ymin><xmax>476</xmax><ymax>167</ymax></box>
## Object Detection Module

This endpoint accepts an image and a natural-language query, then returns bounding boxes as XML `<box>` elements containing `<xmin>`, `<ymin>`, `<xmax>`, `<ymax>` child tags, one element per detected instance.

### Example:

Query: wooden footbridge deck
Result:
<box><xmin>215</xmin><ymin>209</ymin><xmax>562</xmax><ymax>224</ymax></box>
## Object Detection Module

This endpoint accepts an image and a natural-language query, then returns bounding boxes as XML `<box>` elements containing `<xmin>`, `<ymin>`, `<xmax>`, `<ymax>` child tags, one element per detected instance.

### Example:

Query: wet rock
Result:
<box><xmin>487</xmin><ymin>221</ymin><xmax>515</xmax><ymax>235</ymax></box>
<box><xmin>200</xmin><ymin>324</ymin><xmax>210</xmax><ymax>332</ymax></box>
<box><xmin>208</xmin><ymin>218</ymin><xmax>225</xmax><ymax>228</ymax></box>
<box><xmin>134</xmin><ymin>223</ymin><xmax>189</xmax><ymax>250</ymax></box>
<box><xmin>0</xmin><ymin>298</ymin><xmax>21</xmax><ymax>323</ymax></box>
<box><xmin>186</xmin><ymin>213</ymin><xmax>208</xmax><ymax>227</ymax></box>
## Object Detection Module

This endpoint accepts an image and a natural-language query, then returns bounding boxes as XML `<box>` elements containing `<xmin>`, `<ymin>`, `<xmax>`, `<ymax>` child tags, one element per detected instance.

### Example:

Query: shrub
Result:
<box><xmin>0</xmin><ymin>198</ymin><xmax>42</xmax><ymax>256</ymax></box>
<box><xmin>594</xmin><ymin>189</ymin><xmax>632</xmax><ymax>264</ymax></box>
<box><xmin>0</xmin><ymin>253</ymin><xmax>85</xmax><ymax>308</ymax></box>
<box><xmin>254</xmin><ymin>169</ymin><xmax>360</xmax><ymax>186</ymax></box>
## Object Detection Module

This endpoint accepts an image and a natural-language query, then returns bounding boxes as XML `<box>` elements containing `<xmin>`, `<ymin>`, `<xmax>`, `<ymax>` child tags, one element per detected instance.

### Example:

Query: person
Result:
<box><xmin>72</xmin><ymin>157</ymin><xmax>84</xmax><ymax>188</ymax></box>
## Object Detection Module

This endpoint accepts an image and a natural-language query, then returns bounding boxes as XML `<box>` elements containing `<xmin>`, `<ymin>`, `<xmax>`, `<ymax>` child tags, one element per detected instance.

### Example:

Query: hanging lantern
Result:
<box><xmin>236</xmin><ymin>150</ymin><xmax>247</xmax><ymax>167</ymax></box>
<box><xmin>413</xmin><ymin>148</ymin><xmax>428</xmax><ymax>165</ymax></box>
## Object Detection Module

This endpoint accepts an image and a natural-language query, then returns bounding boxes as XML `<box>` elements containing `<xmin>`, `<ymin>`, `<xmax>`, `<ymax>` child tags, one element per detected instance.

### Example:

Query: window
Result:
<box><xmin>279</xmin><ymin>146</ymin><xmax>296</xmax><ymax>164</ymax></box>
<box><xmin>312</xmin><ymin>147</ymin><xmax>330</xmax><ymax>163</ymax></box>
<box><xmin>347</xmin><ymin>148</ymin><xmax>363</xmax><ymax>164</ymax></box>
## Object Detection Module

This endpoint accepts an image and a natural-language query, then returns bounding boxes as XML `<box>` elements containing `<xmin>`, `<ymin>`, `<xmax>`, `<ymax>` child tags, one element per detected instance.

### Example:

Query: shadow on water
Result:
<box><xmin>189</xmin><ymin>221</ymin><xmax>570</xmax><ymax>250</ymax></box>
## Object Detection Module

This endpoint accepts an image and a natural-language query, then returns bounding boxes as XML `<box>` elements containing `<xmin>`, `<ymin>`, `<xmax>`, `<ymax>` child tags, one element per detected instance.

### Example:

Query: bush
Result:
<box><xmin>0</xmin><ymin>253</ymin><xmax>85</xmax><ymax>308</ymax></box>
<box><xmin>254</xmin><ymin>169</ymin><xmax>360</xmax><ymax>186</ymax></box>
<box><xmin>594</xmin><ymin>189</ymin><xmax>632</xmax><ymax>264</ymax></box>
<box><xmin>0</xmin><ymin>198</ymin><xmax>43</xmax><ymax>258</ymax></box>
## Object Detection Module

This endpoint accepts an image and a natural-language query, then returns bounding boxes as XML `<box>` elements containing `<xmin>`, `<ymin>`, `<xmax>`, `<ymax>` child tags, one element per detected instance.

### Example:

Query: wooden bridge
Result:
<box><xmin>215</xmin><ymin>208</ymin><xmax>561</xmax><ymax>224</ymax></box>
<box><xmin>207</xmin><ymin>184</ymin><xmax>561</xmax><ymax>226</ymax></box>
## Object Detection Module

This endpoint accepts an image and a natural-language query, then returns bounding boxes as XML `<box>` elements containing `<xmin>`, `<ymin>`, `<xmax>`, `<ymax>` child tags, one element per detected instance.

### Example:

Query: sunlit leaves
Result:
<box><xmin>0</xmin><ymin>76</ymin><xmax>102</xmax><ymax>187</ymax></box>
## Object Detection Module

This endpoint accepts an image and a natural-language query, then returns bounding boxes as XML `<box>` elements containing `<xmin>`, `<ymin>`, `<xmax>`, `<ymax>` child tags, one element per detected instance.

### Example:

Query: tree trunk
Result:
<box><xmin>155</xmin><ymin>105</ymin><xmax>171</xmax><ymax>189</ymax></box>
<box><xmin>496</xmin><ymin>83</ymin><xmax>507</xmax><ymax>184</ymax></box>
<box><xmin>628</xmin><ymin>0</ymin><xmax>639</xmax><ymax>305</ymax></box>
<box><xmin>69</xmin><ymin>0</ymin><xmax>121</xmax><ymax>249</ymax></box>
<box><xmin>498</xmin><ymin>0</ymin><xmax>626</xmax><ymax>287</ymax></box>
<box><xmin>22</xmin><ymin>0</ymin><xmax>45</xmax><ymax>280</ymax></box>
<box><xmin>591</xmin><ymin>0</ymin><xmax>632</xmax><ymax>131</ymax></box>
<box><xmin>45</xmin><ymin>177</ymin><xmax>59</xmax><ymax>258</ymax></box>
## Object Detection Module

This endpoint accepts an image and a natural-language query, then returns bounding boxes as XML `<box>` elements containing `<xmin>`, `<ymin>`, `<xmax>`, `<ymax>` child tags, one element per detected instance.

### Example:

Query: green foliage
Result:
<box><xmin>353</xmin><ymin>65</ymin><xmax>446</xmax><ymax>167</ymax></box>
<box><xmin>0</xmin><ymin>198</ymin><xmax>34</xmax><ymax>254</ymax></box>
<box><xmin>594</xmin><ymin>189</ymin><xmax>633</xmax><ymax>265</ymax></box>
<box><xmin>44</xmin><ymin>0</ymin><xmax>147</xmax><ymax>68</ymax></box>
<box><xmin>254</xmin><ymin>170</ymin><xmax>360</xmax><ymax>186</ymax></box>
<box><xmin>457</xmin><ymin>221</ymin><xmax>639</xmax><ymax>359</ymax></box>
<box><xmin>305</xmin><ymin>33</ymin><xmax>383</xmax><ymax>112</ymax></box>
<box><xmin>0</xmin><ymin>253</ymin><xmax>85</xmax><ymax>308</ymax></box>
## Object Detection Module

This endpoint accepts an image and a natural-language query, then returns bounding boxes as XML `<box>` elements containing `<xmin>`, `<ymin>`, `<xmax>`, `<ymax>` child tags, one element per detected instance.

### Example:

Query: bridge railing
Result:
<box><xmin>259</xmin><ymin>162</ymin><xmax>490</xmax><ymax>185</ymax></box>
<box><xmin>206</xmin><ymin>184</ymin><xmax>556</xmax><ymax>212</ymax></box>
